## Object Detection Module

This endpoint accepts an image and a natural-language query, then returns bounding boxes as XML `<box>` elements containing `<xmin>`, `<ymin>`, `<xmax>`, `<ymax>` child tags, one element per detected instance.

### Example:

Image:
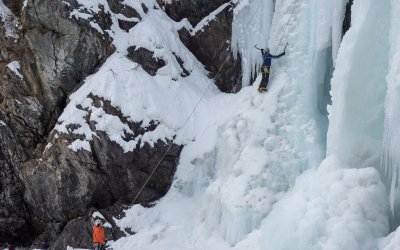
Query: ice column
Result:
<box><xmin>327</xmin><ymin>0</ymin><xmax>390</xmax><ymax>168</ymax></box>
<box><xmin>332</xmin><ymin>0</ymin><xmax>349</xmax><ymax>66</ymax></box>
<box><xmin>381</xmin><ymin>0</ymin><xmax>400</xmax><ymax>223</ymax></box>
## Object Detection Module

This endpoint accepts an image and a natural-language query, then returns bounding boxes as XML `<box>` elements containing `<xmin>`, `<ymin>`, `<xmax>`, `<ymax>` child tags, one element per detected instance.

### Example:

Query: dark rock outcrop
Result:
<box><xmin>118</xmin><ymin>19</ymin><xmax>138</xmax><ymax>32</ymax></box>
<box><xmin>342</xmin><ymin>0</ymin><xmax>353</xmax><ymax>36</ymax></box>
<box><xmin>158</xmin><ymin>0</ymin><xmax>242</xmax><ymax>93</ymax></box>
<box><xmin>3</xmin><ymin>0</ymin><xmax>24</xmax><ymax>16</ymax></box>
<box><xmin>107</xmin><ymin>0</ymin><xmax>142</xmax><ymax>18</ymax></box>
<box><xmin>157</xmin><ymin>0</ymin><xmax>230</xmax><ymax>27</ymax></box>
<box><xmin>173</xmin><ymin>53</ymin><xmax>191</xmax><ymax>77</ymax></box>
<box><xmin>50</xmin><ymin>203</ymin><xmax>132</xmax><ymax>250</ymax></box>
<box><xmin>20</xmin><ymin>94</ymin><xmax>182</xmax><ymax>249</ymax></box>
<box><xmin>48</xmin><ymin>213</ymin><xmax>94</xmax><ymax>250</ymax></box>
<box><xmin>178</xmin><ymin>4</ymin><xmax>242</xmax><ymax>93</ymax></box>
<box><xmin>127</xmin><ymin>46</ymin><xmax>166</xmax><ymax>76</ymax></box>
<box><xmin>0</xmin><ymin>0</ymin><xmax>115</xmax><ymax>245</ymax></box>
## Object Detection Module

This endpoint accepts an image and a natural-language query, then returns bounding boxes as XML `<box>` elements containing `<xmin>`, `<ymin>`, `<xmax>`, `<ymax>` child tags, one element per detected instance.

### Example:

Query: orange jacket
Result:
<box><xmin>93</xmin><ymin>225</ymin><xmax>105</xmax><ymax>244</ymax></box>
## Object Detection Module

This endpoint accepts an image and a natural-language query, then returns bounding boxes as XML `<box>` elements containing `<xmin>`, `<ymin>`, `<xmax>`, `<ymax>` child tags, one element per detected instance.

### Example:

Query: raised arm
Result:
<box><xmin>267</xmin><ymin>52</ymin><xmax>285</xmax><ymax>59</ymax></box>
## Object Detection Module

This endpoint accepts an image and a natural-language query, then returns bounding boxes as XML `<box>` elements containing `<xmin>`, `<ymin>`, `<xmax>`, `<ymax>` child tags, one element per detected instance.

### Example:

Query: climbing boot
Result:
<box><xmin>258</xmin><ymin>87</ymin><xmax>267</xmax><ymax>93</ymax></box>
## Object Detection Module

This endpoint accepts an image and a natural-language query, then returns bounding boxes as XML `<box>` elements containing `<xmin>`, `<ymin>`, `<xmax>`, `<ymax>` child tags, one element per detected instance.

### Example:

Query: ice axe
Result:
<box><xmin>254</xmin><ymin>44</ymin><xmax>262</xmax><ymax>50</ymax></box>
<box><xmin>284</xmin><ymin>43</ymin><xmax>289</xmax><ymax>52</ymax></box>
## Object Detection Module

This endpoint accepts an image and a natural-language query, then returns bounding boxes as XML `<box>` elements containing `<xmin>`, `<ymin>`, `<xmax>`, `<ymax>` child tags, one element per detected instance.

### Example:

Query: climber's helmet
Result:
<box><xmin>94</xmin><ymin>219</ymin><xmax>102</xmax><ymax>226</ymax></box>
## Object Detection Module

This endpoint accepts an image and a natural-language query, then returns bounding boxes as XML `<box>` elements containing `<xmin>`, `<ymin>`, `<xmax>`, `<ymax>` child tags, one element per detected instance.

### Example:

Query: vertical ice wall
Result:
<box><xmin>231</xmin><ymin>0</ymin><xmax>275</xmax><ymax>87</ymax></box>
<box><xmin>327</xmin><ymin>0</ymin><xmax>390</xmax><ymax>168</ymax></box>
<box><xmin>325</xmin><ymin>0</ymin><xmax>400</xmax><ymax>233</ymax></box>
<box><xmin>381</xmin><ymin>0</ymin><xmax>400</xmax><ymax>228</ymax></box>
<box><xmin>195</xmin><ymin>0</ymin><xmax>351</xmax><ymax>244</ymax></box>
<box><xmin>266</xmin><ymin>0</ymin><xmax>347</xmax><ymax>171</ymax></box>
<box><xmin>232</xmin><ymin>0</ymin><xmax>348</xmax><ymax>87</ymax></box>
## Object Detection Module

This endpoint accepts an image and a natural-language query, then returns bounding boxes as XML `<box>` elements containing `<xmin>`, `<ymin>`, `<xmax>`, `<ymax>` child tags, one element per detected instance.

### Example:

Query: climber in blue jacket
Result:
<box><xmin>255</xmin><ymin>46</ymin><xmax>285</xmax><ymax>93</ymax></box>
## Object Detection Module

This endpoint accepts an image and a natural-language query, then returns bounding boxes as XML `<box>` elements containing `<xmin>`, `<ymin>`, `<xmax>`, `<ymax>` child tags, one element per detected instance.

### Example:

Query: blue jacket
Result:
<box><xmin>261</xmin><ymin>50</ymin><xmax>284</xmax><ymax>67</ymax></box>
<box><xmin>40</xmin><ymin>242</ymin><xmax>49</xmax><ymax>249</ymax></box>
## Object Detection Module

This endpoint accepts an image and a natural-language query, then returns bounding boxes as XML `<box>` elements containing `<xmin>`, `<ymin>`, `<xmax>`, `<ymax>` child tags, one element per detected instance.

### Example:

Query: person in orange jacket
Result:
<box><xmin>93</xmin><ymin>219</ymin><xmax>108</xmax><ymax>250</ymax></box>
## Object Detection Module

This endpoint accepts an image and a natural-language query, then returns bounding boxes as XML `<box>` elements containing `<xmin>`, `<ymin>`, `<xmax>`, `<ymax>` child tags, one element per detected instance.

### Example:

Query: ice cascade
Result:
<box><xmin>57</xmin><ymin>0</ymin><xmax>400</xmax><ymax>249</ymax></box>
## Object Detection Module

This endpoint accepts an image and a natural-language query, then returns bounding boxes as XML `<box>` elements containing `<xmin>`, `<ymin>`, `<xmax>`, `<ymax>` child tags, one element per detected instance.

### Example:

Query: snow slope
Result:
<box><xmin>55</xmin><ymin>0</ymin><xmax>400</xmax><ymax>249</ymax></box>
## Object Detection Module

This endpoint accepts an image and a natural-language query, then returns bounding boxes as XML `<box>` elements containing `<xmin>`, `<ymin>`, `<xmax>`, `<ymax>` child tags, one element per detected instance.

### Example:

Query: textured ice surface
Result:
<box><xmin>379</xmin><ymin>226</ymin><xmax>400</xmax><ymax>250</ymax></box>
<box><xmin>327</xmin><ymin>0</ymin><xmax>390</xmax><ymax>168</ymax></box>
<box><xmin>326</xmin><ymin>0</ymin><xmax>396</xmax><ymax>224</ymax></box>
<box><xmin>232</xmin><ymin>0</ymin><xmax>348</xmax><ymax>87</ymax></box>
<box><xmin>231</xmin><ymin>0</ymin><xmax>275</xmax><ymax>87</ymax></box>
<box><xmin>260</xmin><ymin>156</ymin><xmax>389</xmax><ymax>250</ymax></box>
<box><xmin>381</xmin><ymin>0</ymin><xmax>400</xmax><ymax>224</ymax></box>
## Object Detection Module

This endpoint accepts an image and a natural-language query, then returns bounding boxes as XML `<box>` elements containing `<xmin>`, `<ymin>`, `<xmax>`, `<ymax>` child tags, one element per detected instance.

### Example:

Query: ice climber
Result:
<box><xmin>39</xmin><ymin>241</ymin><xmax>49</xmax><ymax>249</ymax></box>
<box><xmin>93</xmin><ymin>219</ymin><xmax>108</xmax><ymax>250</ymax></box>
<box><xmin>256</xmin><ymin>47</ymin><xmax>285</xmax><ymax>93</ymax></box>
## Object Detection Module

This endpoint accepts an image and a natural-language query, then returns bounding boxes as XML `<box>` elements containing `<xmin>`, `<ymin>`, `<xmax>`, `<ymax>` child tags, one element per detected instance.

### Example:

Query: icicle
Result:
<box><xmin>332</xmin><ymin>0</ymin><xmax>349</xmax><ymax>67</ymax></box>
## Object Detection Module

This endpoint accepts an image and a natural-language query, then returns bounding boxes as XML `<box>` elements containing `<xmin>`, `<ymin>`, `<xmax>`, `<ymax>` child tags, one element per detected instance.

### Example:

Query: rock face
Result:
<box><xmin>342</xmin><ymin>0</ymin><xmax>353</xmax><ymax>36</ymax></box>
<box><xmin>21</xmin><ymin>93</ymin><xmax>182</xmax><ymax>249</ymax></box>
<box><xmin>188</xmin><ymin>4</ymin><xmax>242</xmax><ymax>93</ymax></box>
<box><xmin>2</xmin><ymin>0</ymin><xmax>24</xmax><ymax>16</ymax></box>
<box><xmin>159</xmin><ymin>0</ymin><xmax>243</xmax><ymax>93</ymax></box>
<box><xmin>157</xmin><ymin>0</ymin><xmax>230</xmax><ymax>27</ymax></box>
<box><xmin>0</xmin><ymin>0</ymin><xmax>240</xmax><ymax>248</ymax></box>
<box><xmin>0</xmin><ymin>0</ymin><xmax>115</xmax><ymax>246</ymax></box>
<box><xmin>127</xmin><ymin>46</ymin><xmax>167</xmax><ymax>76</ymax></box>
<box><xmin>22</xmin><ymin>94</ymin><xmax>182</xmax><ymax>223</ymax></box>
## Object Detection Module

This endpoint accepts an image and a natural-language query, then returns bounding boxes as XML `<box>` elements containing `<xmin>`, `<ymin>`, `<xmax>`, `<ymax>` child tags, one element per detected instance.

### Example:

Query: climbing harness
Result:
<box><xmin>107</xmin><ymin>0</ymin><xmax>285</xmax><ymax>239</ymax></box>
<box><xmin>263</xmin><ymin>66</ymin><xmax>270</xmax><ymax>75</ymax></box>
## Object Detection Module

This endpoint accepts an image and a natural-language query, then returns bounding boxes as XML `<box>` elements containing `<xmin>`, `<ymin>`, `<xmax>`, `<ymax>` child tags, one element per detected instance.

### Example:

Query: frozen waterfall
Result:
<box><xmin>64</xmin><ymin>0</ymin><xmax>400</xmax><ymax>249</ymax></box>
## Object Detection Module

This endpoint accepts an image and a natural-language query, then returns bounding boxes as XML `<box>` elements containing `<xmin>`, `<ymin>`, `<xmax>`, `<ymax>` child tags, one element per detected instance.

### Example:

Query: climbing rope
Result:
<box><xmin>275</xmin><ymin>0</ymin><xmax>299</xmax><ymax>54</ymax></box>
<box><xmin>106</xmin><ymin>0</ymin><xmax>275</xmax><ymax>239</ymax></box>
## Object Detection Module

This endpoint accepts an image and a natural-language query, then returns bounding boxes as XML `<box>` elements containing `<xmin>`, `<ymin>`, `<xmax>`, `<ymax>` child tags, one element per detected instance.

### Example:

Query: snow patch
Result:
<box><xmin>6</xmin><ymin>61</ymin><xmax>23</xmax><ymax>79</ymax></box>
<box><xmin>68</xmin><ymin>139</ymin><xmax>92</xmax><ymax>152</ymax></box>
<box><xmin>192</xmin><ymin>3</ymin><xmax>231</xmax><ymax>33</ymax></box>
<box><xmin>92</xmin><ymin>211</ymin><xmax>105</xmax><ymax>220</ymax></box>
<box><xmin>66</xmin><ymin>247</ymin><xmax>89</xmax><ymax>250</ymax></box>
<box><xmin>90</xmin><ymin>21</ymin><xmax>104</xmax><ymax>34</ymax></box>
<box><xmin>22</xmin><ymin>0</ymin><xmax>28</xmax><ymax>10</ymax></box>
<box><xmin>0</xmin><ymin>0</ymin><xmax>19</xmax><ymax>39</ymax></box>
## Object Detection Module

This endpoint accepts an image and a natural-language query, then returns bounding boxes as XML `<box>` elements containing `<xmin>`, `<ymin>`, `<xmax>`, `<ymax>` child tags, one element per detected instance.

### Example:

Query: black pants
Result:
<box><xmin>259</xmin><ymin>67</ymin><xmax>270</xmax><ymax>88</ymax></box>
<box><xmin>93</xmin><ymin>243</ymin><xmax>105</xmax><ymax>250</ymax></box>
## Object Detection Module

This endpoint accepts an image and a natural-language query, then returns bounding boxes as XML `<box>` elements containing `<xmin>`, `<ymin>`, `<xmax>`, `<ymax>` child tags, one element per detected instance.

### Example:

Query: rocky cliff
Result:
<box><xmin>0</xmin><ymin>0</ymin><xmax>242</xmax><ymax>248</ymax></box>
